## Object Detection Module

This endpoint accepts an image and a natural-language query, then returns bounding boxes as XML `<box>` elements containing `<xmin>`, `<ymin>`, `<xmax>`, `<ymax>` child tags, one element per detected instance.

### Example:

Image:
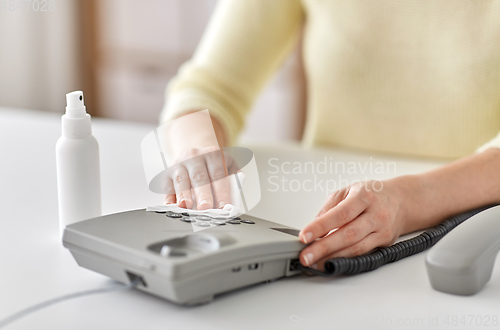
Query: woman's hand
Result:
<box><xmin>161</xmin><ymin>110</ymin><xmax>233</xmax><ymax>210</ymax></box>
<box><xmin>298</xmin><ymin>179</ymin><xmax>410</xmax><ymax>270</ymax></box>
<box><xmin>163</xmin><ymin>146</ymin><xmax>239</xmax><ymax>210</ymax></box>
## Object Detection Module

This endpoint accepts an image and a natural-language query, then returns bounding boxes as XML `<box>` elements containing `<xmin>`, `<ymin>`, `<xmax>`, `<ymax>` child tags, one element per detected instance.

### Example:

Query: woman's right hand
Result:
<box><xmin>163</xmin><ymin>146</ymin><xmax>238</xmax><ymax>210</ymax></box>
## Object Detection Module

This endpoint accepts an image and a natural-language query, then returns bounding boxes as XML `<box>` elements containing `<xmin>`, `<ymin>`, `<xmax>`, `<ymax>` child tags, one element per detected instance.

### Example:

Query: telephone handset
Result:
<box><xmin>426</xmin><ymin>205</ymin><xmax>500</xmax><ymax>295</ymax></box>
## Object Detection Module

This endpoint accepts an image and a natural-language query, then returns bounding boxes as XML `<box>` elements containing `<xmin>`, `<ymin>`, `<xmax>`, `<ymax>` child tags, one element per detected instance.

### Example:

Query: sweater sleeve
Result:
<box><xmin>159</xmin><ymin>0</ymin><xmax>304</xmax><ymax>145</ymax></box>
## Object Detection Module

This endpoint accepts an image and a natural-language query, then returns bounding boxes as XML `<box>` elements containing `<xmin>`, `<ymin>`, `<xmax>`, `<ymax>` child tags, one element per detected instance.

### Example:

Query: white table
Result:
<box><xmin>0</xmin><ymin>107</ymin><xmax>498</xmax><ymax>330</ymax></box>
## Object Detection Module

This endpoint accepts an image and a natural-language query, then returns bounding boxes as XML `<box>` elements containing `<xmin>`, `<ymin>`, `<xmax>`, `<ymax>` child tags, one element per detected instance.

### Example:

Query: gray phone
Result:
<box><xmin>63</xmin><ymin>209</ymin><xmax>305</xmax><ymax>305</ymax></box>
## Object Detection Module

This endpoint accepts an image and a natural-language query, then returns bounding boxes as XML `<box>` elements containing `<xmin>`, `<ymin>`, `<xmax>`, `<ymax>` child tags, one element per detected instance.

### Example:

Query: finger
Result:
<box><xmin>299</xmin><ymin>213</ymin><xmax>374</xmax><ymax>266</ymax></box>
<box><xmin>310</xmin><ymin>233</ymin><xmax>381</xmax><ymax>271</ymax></box>
<box><xmin>219</xmin><ymin>150</ymin><xmax>229</xmax><ymax>177</ymax></box>
<box><xmin>163</xmin><ymin>194</ymin><xmax>176</xmax><ymax>204</ymax></box>
<box><xmin>315</xmin><ymin>190</ymin><xmax>347</xmax><ymax>219</ymax></box>
<box><xmin>183</xmin><ymin>156</ymin><xmax>213</xmax><ymax>210</ymax></box>
<box><xmin>205</xmin><ymin>151</ymin><xmax>231</xmax><ymax>208</ymax></box>
<box><xmin>211</xmin><ymin>177</ymin><xmax>231</xmax><ymax>208</ymax></box>
<box><xmin>299</xmin><ymin>189</ymin><xmax>368</xmax><ymax>244</ymax></box>
<box><xmin>173</xmin><ymin>164</ymin><xmax>193</xmax><ymax>209</ymax></box>
<box><xmin>163</xmin><ymin>177</ymin><xmax>176</xmax><ymax>204</ymax></box>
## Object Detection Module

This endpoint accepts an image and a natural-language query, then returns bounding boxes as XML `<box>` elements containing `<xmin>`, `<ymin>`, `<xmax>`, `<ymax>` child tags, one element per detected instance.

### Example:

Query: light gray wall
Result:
<box><xmin>97</xmin><ymin>0</ymin><xmax>305</xmax><ymax>142</ymax></box>
<box><xmin>0</xmin><ymin>0</ymin><xmax>305</xmax><ymax>142</ymax></box>
<box><xmin>0</xmin><ymin>1</ymin><xmax>81</xmax><ymax>113</ymax></box>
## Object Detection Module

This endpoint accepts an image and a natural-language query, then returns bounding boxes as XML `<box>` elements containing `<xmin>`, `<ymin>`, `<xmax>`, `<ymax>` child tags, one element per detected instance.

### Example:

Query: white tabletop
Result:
<box><xmin>0</xmin><ymin>107</ymin><xmax>498</xmax><ymax>330</ymax></box>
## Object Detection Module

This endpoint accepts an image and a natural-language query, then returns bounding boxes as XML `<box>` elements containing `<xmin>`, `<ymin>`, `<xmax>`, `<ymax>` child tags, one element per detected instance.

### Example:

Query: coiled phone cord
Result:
<box><xmin>294</xmin><ymin>205</ymin><xmax>495</xmax><ymax>276</ymax></box>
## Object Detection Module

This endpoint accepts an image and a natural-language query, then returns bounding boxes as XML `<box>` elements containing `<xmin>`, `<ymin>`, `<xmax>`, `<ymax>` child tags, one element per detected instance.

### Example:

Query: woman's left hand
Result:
<box><xmin>298</xmin><ymin>179</ymin><xmax>410</xmax><ymax>270</ymax></box>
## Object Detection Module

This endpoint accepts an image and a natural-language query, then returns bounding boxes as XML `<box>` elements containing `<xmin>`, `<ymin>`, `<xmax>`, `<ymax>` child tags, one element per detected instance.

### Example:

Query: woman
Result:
<box><xmin>160</xmin><ymin>0</ymin><xmax>500</xmax><ymax>270</ymax></box>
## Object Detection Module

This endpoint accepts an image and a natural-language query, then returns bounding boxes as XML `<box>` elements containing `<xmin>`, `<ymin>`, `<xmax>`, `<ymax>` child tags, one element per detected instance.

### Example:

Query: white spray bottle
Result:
<box><xmin>56</xmin><ymin>91</ymin><xmax>102</xmax><ymax>239</ymax></box>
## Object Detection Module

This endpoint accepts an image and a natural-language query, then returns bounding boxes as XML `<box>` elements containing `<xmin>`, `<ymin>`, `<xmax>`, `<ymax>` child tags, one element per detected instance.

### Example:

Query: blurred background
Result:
<box><xmin>0</xmin><ymin>0</ymin><xmax>306</xmax><ymax>143</ymax></box>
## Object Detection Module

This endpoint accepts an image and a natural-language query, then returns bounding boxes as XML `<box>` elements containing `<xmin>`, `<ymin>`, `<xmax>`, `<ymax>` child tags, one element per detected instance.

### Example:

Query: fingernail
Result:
<box><xmin>199</xmin><ymin>200</ymin><xmax>209</xmax><ymax>205</ymax></box>
<box><xmin>302</xmin><ymin>232</ymin><xmax>313</xmax><ymax>244</ymax></box>
<box><xmin>218</xmin><ymin>201</ymin><xmax>226</xmax><ymax>209</ymax></box>
<box><xmin>311</xmin><ymin>263</ymin><xmax>318</xmax><ymax>270</ymax></box>
<box><xmin>304</xmin><ymin>253</ymin><xmax>314</xmax><ymax>266</ymax></box>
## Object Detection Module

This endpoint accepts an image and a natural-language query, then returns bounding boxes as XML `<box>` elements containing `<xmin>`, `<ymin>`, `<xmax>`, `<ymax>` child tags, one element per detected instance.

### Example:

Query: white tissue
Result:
<box><xmin>146</xmin><ymin>172</ymin><xmax>246</xmax><ymax>219</ymax></box>
<box><xmin>146</xmin><ymin>203</ymin><xmax>240</xmax><ymax>218</ymax></box>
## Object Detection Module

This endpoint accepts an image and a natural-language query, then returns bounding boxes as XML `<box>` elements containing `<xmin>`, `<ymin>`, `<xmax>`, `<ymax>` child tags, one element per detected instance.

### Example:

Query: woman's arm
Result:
<box><xmin>298</xmin><ymin>148</ymin><xmax>500</xmax><ymax>269</ymax></box>
<box><xmin>399</xmin><ymin>148</ymin><xmax>500</xmax><ymax>233</ymax></box>
<box><xmin>160</xmin><ymin>0</ymin><xmax>304</xmax><ymax>209</ymax></box>
<box><xmin>161</xmin><ymin>0</ymin><xmax>304</xmax><ymax>145</ymax></box>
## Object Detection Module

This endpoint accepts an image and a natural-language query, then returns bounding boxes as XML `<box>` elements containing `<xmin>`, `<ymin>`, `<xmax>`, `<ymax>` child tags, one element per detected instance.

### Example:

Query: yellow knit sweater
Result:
<box><xmin>161</xmin><ymin>0</ymin><xmax>500</xmax><ymax>159</ymax></box>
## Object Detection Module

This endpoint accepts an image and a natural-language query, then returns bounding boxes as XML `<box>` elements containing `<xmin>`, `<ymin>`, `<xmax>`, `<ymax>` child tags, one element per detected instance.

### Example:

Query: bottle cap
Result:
<box><xmin>65</xmin><ymin>91</ymin><xmax>86</xmax><ymax>118</ymax></box>
<box><xmin>62</xmin><ymin>91</ymin><xmax>91</xmax><ymax>137</ymax></box>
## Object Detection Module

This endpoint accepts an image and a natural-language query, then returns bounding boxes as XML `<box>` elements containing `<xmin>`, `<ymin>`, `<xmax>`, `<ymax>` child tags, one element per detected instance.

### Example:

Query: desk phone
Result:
<box><xmin>63</xmin><ymin>209</ymin><xmax>305</xmax><ymax>305</ymax></box>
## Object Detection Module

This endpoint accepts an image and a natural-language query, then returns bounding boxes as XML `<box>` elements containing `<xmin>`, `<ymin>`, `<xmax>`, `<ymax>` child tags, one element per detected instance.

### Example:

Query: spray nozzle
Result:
<box><xmin>65</xmin><ymin>91</ymin><xmax>86</xmax><ymax>117</ymax></box>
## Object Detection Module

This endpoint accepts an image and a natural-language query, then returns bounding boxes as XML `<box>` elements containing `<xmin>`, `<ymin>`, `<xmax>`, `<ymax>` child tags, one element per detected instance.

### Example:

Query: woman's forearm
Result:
<box><xmin>398</xmin><ymin>148</ymin><xmax>500</xmax><ymax>234</ymax></box>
